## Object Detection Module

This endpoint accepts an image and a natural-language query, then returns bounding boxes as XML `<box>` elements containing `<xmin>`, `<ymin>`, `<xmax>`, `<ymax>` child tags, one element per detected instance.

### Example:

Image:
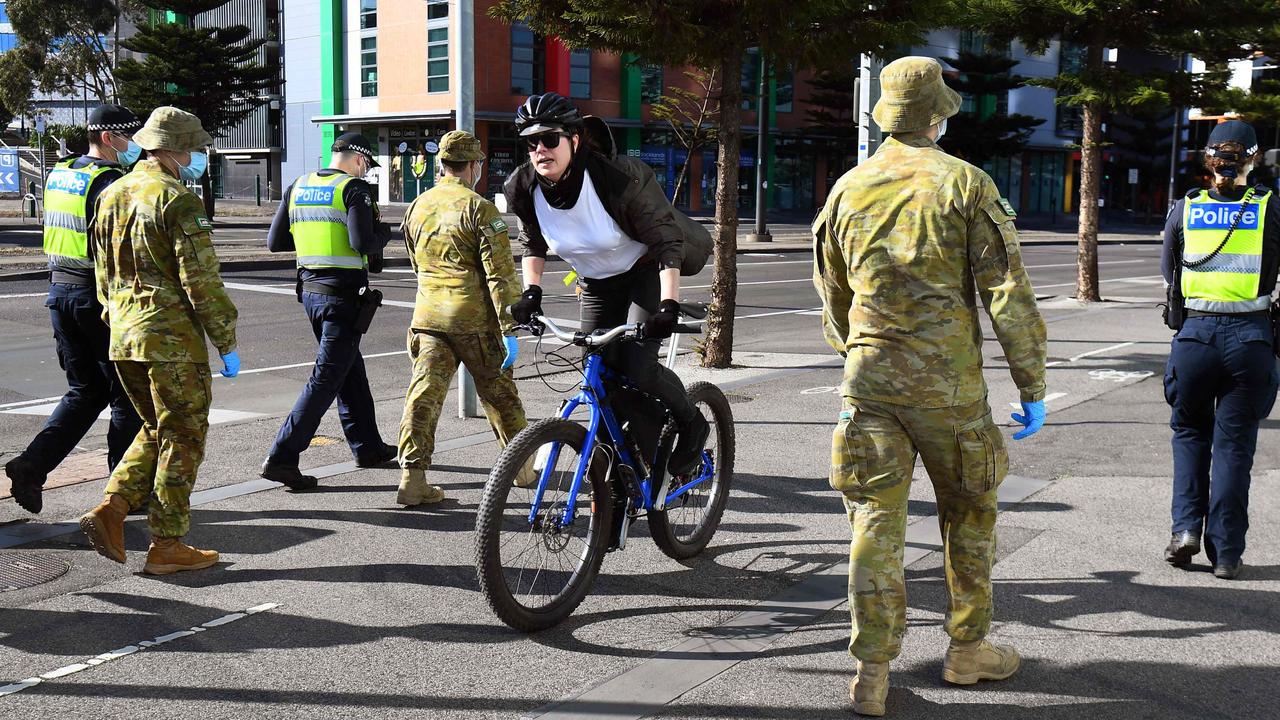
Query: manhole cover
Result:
<box><xmin>0</xmin><ymin>554</ymin><xmax>70</xmax><ymax>592</ymax></box>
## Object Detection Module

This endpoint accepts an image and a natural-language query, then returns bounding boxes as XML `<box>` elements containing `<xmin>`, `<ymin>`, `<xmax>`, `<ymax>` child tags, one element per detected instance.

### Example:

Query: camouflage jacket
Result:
<box><xmin>812</xmin><ymin>134</ymin><xmax>1046</xmax><ymax>408</ymax></box>
<box><xmin>401</xmin><ymin>176</ymin><xmax>519</xmax><ymax>334</ymax></box>
<box><xmin>93</xmin><ymin>159</ymin><xmax>238</xmax><ymax>363</ymax></box>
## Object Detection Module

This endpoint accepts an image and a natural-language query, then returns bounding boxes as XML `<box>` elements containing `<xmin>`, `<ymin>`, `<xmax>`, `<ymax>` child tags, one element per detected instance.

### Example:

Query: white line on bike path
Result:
<box><xmin>0</xmin><ymin>358</ymin><xmax>843</xmax><ymax>551</ymax></box>
<box><xmin>525</xmin><ymin>473</ymin><xmax>1054</xmax><ymax>720</ymax></box>
<box><xmin>0</xmin><ymin>603</ymin><xmax>280</xmax><ymax>698</ymax></box>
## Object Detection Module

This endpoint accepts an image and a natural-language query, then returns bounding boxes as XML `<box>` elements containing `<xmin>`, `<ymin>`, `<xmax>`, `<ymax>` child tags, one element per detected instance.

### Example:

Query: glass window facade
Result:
<box><xmin>426</xmin><ymin>23</ymin><xmax>448</xmax><ymax>93</ymax></box>
<box><xmin>511</xmin><ymin>22</ymin><xmax>543</xmax><ymax>95</ymax></box>
<box><xmin>360</xmin><ymin>36</ymin><xmax>377</xmax><ymax>97</ymax></box>
<box><xmin>741</xmin><ymin>48</ymin><xmax>761</xmax><ymax>110</ymax></box>
<box><xmin>427</xmin><ymin>0</ymin><xmax>448</xmax><ymax>20</ymax></box>
<box><xmin>0</xmin><ymin>34</ymin><xmax>15</xmax><ymax>53</ymax></box>
<box><xmin>360</xmin><ymin>0</ymin><xmax>377</xmax><ymax>30</ymax></box>
<box><xmin>776</xmin><ymin>69</ymin><xmax>794</xmax><ymax>113</ymax></box>
<box><xmin>570</xmin><ymin>50</ymin><xmax>591</xmax><ymax>99</ymax></box>
<box><xmin>640</xmin><ymin>64</ymin><xmax>663</xmax><ymax>104</ymax></box>
<box><xmin>1056</xmin><ymin>42</ymin><xmax>1086</xmax><ymax>135</ymax></box>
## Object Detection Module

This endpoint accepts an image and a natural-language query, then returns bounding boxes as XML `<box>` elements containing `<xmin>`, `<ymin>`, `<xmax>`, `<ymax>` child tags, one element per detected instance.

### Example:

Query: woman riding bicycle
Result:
<box><xmin>503</xmin><ymin>92</ymin><xmax>709</xmax><ymax>475</ymax></box>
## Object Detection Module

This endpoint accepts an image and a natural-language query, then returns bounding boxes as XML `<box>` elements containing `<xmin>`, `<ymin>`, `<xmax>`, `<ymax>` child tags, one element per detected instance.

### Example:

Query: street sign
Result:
<box><xmin>0</xmin><ymin>150</ymin><xmax>17</xmax><ymax>193</ymax></box>
<box><xmin>35</xmin><ymin>116</ymin><xmax>45</xmax><ymax>135</ymax></box>
<box><xmin>424</xmin><ymin>140</ymin><xmax>439</xmax><ymax>154</ymax></box>
<box><xmin>1128</xmin><ymin>168</ymin><xmax>1139</xmax><ymax>184</ymax></box>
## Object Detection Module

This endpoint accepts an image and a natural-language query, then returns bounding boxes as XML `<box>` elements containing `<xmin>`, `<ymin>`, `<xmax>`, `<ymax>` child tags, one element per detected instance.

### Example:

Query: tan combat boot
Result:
<box><xmin>849</xmin><ymin>660</ymin><xmax>889</xmax><ymax>717</ymax></box>
<box><xmin>942</xmin><ymin>639</ymin><xmax>1021</xmax><ymax>685</ymax></box>
<box><xmin>512</xmin><ymin>457</ymin><xmax>539</xmax><ymax>488</ymax></box>
<box><xmin>79</xmin><ymin>494</ymin><xmax>130</xmax><ymax>564</ymax></box>
<box><xmin>397</xmin><ymin>468</ymin><xmax>444</xmax><ymax>506</ymax></box>
<box><xmin>143</xmin><ymin>537</ymin><xmax>219</xmax><ymax>575</ymax></box>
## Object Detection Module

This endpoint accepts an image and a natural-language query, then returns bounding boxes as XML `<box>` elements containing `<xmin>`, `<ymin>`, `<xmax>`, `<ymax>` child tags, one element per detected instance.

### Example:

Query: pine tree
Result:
<box><xmin>491</xmin><ymin>0</ymin><xmax>948</xmax><ymax>367</ymax></box>
<box><xmin>964</xmin><ymin>0</ymin><xmax>1280</xmax><ymax>301</ymax></box>
<box><xmin>114</xmin><ymin>0</ymin><xmax>278</xmax><ymax>216</ymax></box>
<box><xmin>937</xmin><ymin>51</ymin><xmax>1043</xmax><ymax>166</ymax></box>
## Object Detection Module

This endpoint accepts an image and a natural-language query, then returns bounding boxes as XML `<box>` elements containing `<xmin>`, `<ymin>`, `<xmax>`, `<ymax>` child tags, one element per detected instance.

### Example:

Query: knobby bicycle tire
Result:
<box><xmin>474</xmin><ymin>418</ymin><xmax>612</xmax><ymax>632</ymax></box>
<box><xmin>649</xmin><ymin>381</ymin><xmax>735</xmax><ymax>560</ymax></box>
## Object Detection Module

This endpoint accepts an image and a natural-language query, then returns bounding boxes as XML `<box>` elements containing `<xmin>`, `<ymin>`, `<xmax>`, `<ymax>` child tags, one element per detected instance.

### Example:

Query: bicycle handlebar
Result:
<box><xmin>526</xmin><ymin>313</ymin><xmax>701</xmax><ymax>347</ymax></box>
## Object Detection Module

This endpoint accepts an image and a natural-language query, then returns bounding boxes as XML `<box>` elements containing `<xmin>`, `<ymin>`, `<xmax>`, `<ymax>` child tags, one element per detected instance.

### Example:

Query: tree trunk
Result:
<box><xmin>1075</xmin><ymin>44</ymin><xmax>1104</xmax><ymax>302</ymax></box>
<box><xmin>702</xmin><ymin>46</ymin><xmax>744</xmax><ymax>369</ymax></box>
<box><xmin>671</xmin><ymin>159</ymin><xmax>689</xmax><ymax>204</ymax></box>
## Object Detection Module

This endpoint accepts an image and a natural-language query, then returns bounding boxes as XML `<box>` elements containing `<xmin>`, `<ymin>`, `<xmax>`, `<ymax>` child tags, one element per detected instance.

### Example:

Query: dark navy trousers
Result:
<box><xmin>267</xmin><ymin>291</ymin><xmax>384</xmax><ymax>467</ymax></box>
<box><xmin>20</xmin><ymin>283</ymin><xmax>142</xmax><ymax>478</ymax></box>
<box><xmin>1164</xmin><ymin>314</ymin><xmax>1278</xmax><ymax>565</ymax></box>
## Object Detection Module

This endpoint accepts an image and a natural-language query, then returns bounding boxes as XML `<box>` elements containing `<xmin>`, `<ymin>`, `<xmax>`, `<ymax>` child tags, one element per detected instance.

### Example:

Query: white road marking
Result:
<box><xmin>1023</xmin><ymin>259</ymin><xmax>1149</xmax><ymax>270</ymax></box>
<box><xmin>221</xmin><ymin>281</ymin><xmax>415</xmax><ymax>308</ymax></box>
<box><xmin>1046</xmin><ymin>341</ymin><xmax>1137</xmax><ymax>367</ymax></box>
<box><xmin>0</xmin><ymin>292</ymin><xmax>48</xmax><ymax>299</ymax></box>
<box><xmin>1</xmin><ymin>403</ymin><xmax>262</xmax><ymax>425</ymax></box>
<box><xmin>1088</xmin><ymin>369</ymin><xmax>1154</xmax><ymax>383</ymax></box>
<box><xmin>0</xmin><ymin>603</ymin><xmax>280</xmax><ymax>698</ymax></box>
<box><xmin>1009</xmin><ymin>391</ymin><xmax>1068</xmax><ymax>409</ymax></box>
<box><xmin>684</xmin><ymin>278</ymin><xmax>812</xmax><ymax>290</ymax></box>
<box><xmin>1033</xmin><ymin>274</ymin><xmax>1163</xmax><ymax>290</ymax></box>
<box><xmin>229</xmin><ymin>349</ymin><xmax>410</xmax><ymax>376</ymax></box>
<box><xmin>0</xmin><ymin>395</ymin><xmax>64</xmax><ymax>410</ymax></box>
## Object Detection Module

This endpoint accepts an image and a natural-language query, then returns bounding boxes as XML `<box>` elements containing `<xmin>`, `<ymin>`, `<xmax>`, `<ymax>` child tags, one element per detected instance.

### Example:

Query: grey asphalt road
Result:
<box><xmin>1</xmin><ymin>239</ymin><xmax>1277</xmax><ymax>719</ymax></box>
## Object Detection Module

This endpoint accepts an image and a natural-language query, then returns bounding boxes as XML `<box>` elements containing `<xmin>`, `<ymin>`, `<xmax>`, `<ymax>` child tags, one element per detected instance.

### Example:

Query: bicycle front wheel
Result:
<box><xmin>650</xmin><ymin>381</ymin><xmax>735</xmax><ymax>560</ymax></box>
<box><xmin>475</xmin><ymin>418</ymin><xmax>612</xmax><ymax>632</ymax></box>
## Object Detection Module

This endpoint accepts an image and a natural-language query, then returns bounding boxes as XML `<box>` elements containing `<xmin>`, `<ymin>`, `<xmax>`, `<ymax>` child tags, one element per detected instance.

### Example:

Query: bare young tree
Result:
<box><xmin>651</xmin><ymin>68</ymin><xmax>720</xmax><ymax>203</ymax></box>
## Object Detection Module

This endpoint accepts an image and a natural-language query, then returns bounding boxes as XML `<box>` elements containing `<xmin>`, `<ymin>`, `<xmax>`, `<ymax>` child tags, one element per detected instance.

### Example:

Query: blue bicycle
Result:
<box><xmin>474</xmin><ymin>308</ymin><xmax>735</xmax><ymax>632</ymax></box>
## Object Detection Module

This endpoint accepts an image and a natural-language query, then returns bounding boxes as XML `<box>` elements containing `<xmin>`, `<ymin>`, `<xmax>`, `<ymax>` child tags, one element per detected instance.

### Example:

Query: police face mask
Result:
<box><xmin>179</xmin><ymin>151</ymin><xmax>208</xmax><ymax>182</ymax></box>
<box><xmin>112</xmin><ymin>134</ymin><xmax>141</xmax><ymax>166</ymax></box>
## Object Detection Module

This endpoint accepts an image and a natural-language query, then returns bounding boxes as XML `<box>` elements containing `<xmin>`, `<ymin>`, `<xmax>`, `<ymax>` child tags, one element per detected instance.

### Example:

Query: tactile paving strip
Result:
<box><xmin>0</xmin><ymin>554</ymin><xmax>70</xmax><ymax>592</ymax></box>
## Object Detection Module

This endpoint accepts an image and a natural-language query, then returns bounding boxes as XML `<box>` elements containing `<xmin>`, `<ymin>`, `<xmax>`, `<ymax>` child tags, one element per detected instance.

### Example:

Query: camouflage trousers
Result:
<box><xmin>831</xmin><ymin>396</ymin><xmax>1007</xmax><ymax>663</ymax></box>
<box><xmin>398</xmin><ymin>330</ymin><xmax>527</xmax><ymax>470</ymax></box>
<box><xmin>105</xmin><ymin>361</ymin><xmax>212</xmax><ymax>538</ymax></box>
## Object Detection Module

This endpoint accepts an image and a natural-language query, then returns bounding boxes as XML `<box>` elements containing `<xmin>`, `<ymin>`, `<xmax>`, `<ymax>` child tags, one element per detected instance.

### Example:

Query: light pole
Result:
<box><xmin>747</xmin><ymin>55</ymin><xmax>771</xmax><ymax>243</ymax></box>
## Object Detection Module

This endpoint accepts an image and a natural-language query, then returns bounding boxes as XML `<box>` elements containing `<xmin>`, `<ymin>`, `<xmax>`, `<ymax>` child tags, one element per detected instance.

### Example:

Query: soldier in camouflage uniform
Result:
<box><xmin>812</xmin><ymin>57</ymin><xmax>1048</xmax><ymax>716</ymax></box>
<box><xmin>79</xmin><ymin>107</ymin><xmax>240</xmax><ymax>576</ymax></box>
<box><xmin>397</xmin><ymin>131</ymin><xmax>532</xmax><ymax>505</ymax></box>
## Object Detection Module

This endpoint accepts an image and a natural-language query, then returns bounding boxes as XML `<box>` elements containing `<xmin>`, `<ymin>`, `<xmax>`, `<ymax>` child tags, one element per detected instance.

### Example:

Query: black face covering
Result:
<box><xmin>534</xmin><ymin>139</ymin><xmax>585</xmax><ymax>210</ymax></box>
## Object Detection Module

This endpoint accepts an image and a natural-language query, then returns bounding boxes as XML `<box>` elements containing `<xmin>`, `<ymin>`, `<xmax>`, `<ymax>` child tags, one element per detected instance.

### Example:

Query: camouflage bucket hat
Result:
<box><xmin>133</xmin><ymin>106</ymin><xmax>213</xmax><ymax>153</ymax></box>
<box><xmin>437</xmin><ymin>130</ymin><xmax>485</xmax><ymax>162</ymax></box>
<box><xmin>871</xmin><ymin>57</ymin><xmax>962</xmax><ymax>134</ymax></box>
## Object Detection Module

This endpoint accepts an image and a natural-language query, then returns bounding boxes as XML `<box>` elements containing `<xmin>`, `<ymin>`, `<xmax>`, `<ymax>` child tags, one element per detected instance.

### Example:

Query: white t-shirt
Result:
<box><xmin>533</xmin><ymin>169</ymin><xmax>648</xmax><ymax>279</ymax></box>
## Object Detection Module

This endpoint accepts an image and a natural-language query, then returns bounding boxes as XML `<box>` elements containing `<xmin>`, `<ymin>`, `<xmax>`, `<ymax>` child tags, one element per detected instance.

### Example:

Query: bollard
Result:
<box><xmin>458</xmin><ymin>366</ymin><xmax>480</xmax><ymax>418</ymax></box>
<box><xmin>23</xmin><ymin>193</ymin><xmax>37</xmax><ymax>219</ymax></box>
<box><xmin>255</xmin><ymin>175</ymin><xmax>262</xmax><ymax>206</ymax></box>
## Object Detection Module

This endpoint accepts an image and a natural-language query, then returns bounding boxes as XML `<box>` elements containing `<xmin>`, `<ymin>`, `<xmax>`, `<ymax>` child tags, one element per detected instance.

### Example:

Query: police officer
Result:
<box><xmin>4</xmin><ymin>105</ymin><xmax>144</xmax><ymax>515</ymax></box>
<box><xmin>396</xmin><ymin>130</ymin><xmax>532</xmax><ymax>505</ymax></box>
<box><xmin>79</xmin><ymin>107</ymin><xmax>239</xmax><ymax>574</ymax></box>
<box><xmin>813</xmin><ymin>57</ymin><xmax>1047</xmax><ymax>716</ymax></box>
<box><xmin>262</xmin><ymin>132</ymin><xmax>397</xmax><ymax>490</ymax></box>
<box><xmin>1161</xmin><ymin>120</ymin><xmax>1279</xmax><ymax>580</ymax></box>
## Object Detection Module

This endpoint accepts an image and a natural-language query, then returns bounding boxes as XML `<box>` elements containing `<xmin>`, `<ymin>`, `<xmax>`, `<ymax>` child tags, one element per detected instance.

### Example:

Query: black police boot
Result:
<box><xmin>355</xmin><ymin>442</ymin><xmax>399</xmax><ymax>469</ymax></box>
<box><xmin>1213</xmin><ymin>560</ymin><xmax>1244</xmax><ymax>580</ymax></box>
<box><xmin>1164</xmin><ymin>530</ymin><xmax>1200</xmax><ymax>567</ymax></box>
<box><xmin>261</xmin><ymin>460</ymin><xmax>319</xmax><ymax>491</ymax></box>
<box><xmin>4</xmin><ymin>456</ymin><xmax>46</xmax><ymax>514</ymax></box>
<box><xmin>668</xmin><ymin>413</ymin><xmax>710</xmax><ymax>477</ymax></box>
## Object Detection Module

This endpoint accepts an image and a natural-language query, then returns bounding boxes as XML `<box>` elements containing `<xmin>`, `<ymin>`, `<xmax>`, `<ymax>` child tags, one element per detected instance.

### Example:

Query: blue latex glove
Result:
<box><xmin>1011</xmin><ymin>400</ymin><xmax>1045</xmax><ymax>440</ymax></box>
<box><xmin>500</xmin><ymin>336</ymin><xmax>519</xmax><ymax>371</ymax></box>
<box><xmin>220</xmin><ymin>350</ymin><xmax>241</xmax><ymax>378</ymax></box>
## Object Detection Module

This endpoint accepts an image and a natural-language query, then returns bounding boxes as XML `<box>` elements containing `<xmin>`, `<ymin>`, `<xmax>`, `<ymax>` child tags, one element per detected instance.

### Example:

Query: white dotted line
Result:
<box><xmin>0</xmin><ymin>602</ymin><xmax>280</xmax><ymax>698</ymax></box>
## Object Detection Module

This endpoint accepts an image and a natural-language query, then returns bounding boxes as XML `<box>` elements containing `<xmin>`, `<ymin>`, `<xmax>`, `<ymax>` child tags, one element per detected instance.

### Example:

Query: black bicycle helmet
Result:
<box><xmin>515</xmin><ymin>92</ymin><xmax>583</xmax><ymax>136</ymax></box>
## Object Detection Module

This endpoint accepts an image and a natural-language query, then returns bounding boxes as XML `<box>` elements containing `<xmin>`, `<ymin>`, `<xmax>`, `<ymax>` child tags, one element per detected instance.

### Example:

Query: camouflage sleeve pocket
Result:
<box><xmin>955</xmin><ymin>416</ymin><xmax>1008</xmax><ymax>495</ymax></box>
<box><xmin>981</xmin><ymin>203</ymin><xmax>1022</xmax><ymax>272</ymax></box>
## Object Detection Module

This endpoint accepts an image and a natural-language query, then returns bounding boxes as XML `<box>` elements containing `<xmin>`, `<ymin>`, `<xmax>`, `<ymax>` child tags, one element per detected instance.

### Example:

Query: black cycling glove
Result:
<box><xmin>511</xmin><ymin>285</ymin><xmax>543</xmax><ymax>324</ymax></box>
<box><xmin>641</xmin><ymin>299</ymin><xmax>682</xmax><ymax>340</ymax></box>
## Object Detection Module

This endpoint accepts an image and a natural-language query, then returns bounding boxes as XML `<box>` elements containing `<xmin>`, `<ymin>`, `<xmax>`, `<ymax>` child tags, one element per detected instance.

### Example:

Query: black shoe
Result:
<box><xmin>261</xmin><ymin>461</ymin><xmax>319</xmax><ymax>491</ymax></box>
<box><xmin>668</xmin><ymin>413</ymin><xmax>710</xmax><ymax>476</ymax></box>
<box><xmin>1164</xmin><ymin>530</ymin><xmax>1200</xmax><ymax>567</ymax></box>
<box><xmin>1213</xmin><ymin>561</ymin><xmax>1243</xmax><ymax>580</ymax></box>
<box><xmin>355</xmin><ymin>442</ymin><xmax>399</xmax><ymax>469</ymax></box>
<box><xmin>5</xmin><ymin>456</ymin><xmax>46</xmax><ymax>514</ymax></box>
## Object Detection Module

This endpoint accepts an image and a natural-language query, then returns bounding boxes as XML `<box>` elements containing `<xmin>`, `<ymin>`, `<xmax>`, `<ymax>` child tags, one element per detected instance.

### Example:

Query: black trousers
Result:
<box><xmin>579</xmin><ymin>263</ymin><xmax>695</xmax><ymax>424</ymax></box>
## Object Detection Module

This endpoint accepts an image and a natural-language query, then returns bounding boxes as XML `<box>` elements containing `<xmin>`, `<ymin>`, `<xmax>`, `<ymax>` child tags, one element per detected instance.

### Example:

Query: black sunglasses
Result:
<box><xmin>524</xmin><ymin>132</ymin><xmax>567</xmax><ymax>152</ymax></box>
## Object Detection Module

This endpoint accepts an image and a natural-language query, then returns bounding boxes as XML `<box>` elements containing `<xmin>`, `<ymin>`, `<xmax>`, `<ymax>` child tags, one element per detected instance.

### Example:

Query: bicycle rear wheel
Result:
<box><xmin>649</xmin><ymin>381</ymin><xmax>735</xmax><ymax>560</ymax></box>
<box><xmin>475</xmin><ymin>418</ymin><xmax>612</xmax><ymax>632</ymax></box>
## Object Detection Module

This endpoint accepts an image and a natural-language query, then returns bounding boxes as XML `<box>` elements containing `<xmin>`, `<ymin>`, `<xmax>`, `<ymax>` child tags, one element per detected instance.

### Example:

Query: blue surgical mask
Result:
<box><xmin>116</xmin><ymin>138</ymin><xmax>141</xmax><ymax>166</ymax></box>
<box><xmin>179</xmin><ymin>151</ymin><xmax>208</xmax><ymax>182</ymax></box>
<box><xmin>935</xmin><ymin>118</ymin><xmax>948</xmax><ymax>141</ymax></box>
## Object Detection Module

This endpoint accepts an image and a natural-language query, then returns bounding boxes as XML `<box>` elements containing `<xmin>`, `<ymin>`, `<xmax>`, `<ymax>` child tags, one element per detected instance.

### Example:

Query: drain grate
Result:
<box><xmin>0</xmin><ymin>554</ymin><xmax>70</xmax><ymax>592</ymax></box>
